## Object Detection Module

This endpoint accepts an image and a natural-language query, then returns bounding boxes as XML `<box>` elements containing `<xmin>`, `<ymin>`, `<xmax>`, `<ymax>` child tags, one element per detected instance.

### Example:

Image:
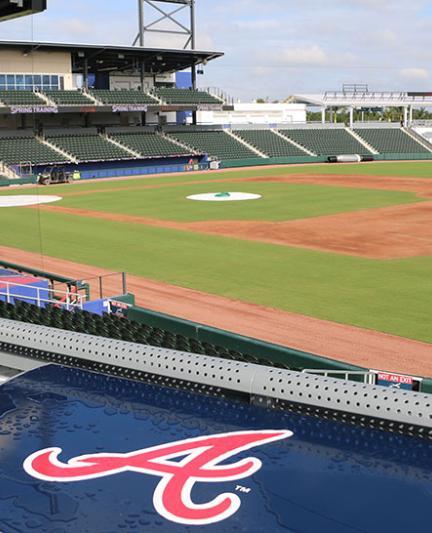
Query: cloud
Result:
<box><xmin>400</xmin><ymin>68</ymin><xmax>429</xmax><ymax>80</ymax></box>
<box><xmin>234</xmin><ymin>19</ymin><xmax>280</xmax><ymax>31</ymax></box>
<box><xmin>1</xmin><ymin>0</ymin><xmax>432</xmax><ymax>100</ymax></box>
<box><xmin>278</xmin><ymin>45</ymin><xmax>327</xmax><ymax>66</ymax></box>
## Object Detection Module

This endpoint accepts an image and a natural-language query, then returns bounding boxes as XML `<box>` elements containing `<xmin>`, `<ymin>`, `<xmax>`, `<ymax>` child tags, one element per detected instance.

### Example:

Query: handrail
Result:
<box><xmin>0</xmin><ymin>280</ymin><xmax>85</xmax><ymax>310</ymax></box>
<box><xmin>302</xmin><ymin>369</ymin><xmax>376</xmax><ymax>385</ymax></box>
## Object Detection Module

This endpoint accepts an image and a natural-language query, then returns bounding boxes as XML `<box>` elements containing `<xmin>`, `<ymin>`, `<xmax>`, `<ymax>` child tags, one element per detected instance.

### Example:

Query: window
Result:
<box><xmin>0</xmin><ymin>74</ymin><xmax>65</xmax><ymax>91</ymax></box>
<box><xmin>16</xmin><ymin>75</ymin><xmax>24</xmax><ymax>90</ymax></box>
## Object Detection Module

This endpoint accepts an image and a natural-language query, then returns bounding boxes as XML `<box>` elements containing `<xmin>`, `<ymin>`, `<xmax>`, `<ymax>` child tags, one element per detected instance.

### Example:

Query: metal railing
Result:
<box><xmin>0</xmin><ymin>280</ymin><xmax>85</xmax><ymax>310</ymax></box>
<box><xmin>324</xmin><ymin>91</ymin><xmax>432</xmax><ymax>103</ymax></box>
<box><xmin>302</xmin><ymin>368</ymin><xmax>376</xmax><ymax>385</ymax></box>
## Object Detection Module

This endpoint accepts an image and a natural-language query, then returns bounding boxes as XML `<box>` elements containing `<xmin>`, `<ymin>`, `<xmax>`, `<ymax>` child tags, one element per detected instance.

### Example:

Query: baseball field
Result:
<box><xmin>1</xmin><ymin>161</ymin><xmax>432</xmax><ymax>373</ymax></box>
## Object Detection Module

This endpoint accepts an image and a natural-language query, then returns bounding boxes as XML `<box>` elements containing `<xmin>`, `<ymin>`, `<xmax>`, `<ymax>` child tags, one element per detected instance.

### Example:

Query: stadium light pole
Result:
<box><xmin>133</xmin><ymin>0</ymin><xmax>196</xmax><ymax>50</ymax></box>
<box><xmin>138</xmin><ymin>0</ymin><xmax>145</xmax><ymax>47</ymax></box>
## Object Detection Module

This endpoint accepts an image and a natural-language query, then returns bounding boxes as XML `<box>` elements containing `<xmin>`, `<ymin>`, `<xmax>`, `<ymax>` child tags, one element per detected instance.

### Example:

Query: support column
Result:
<box><xmin>138</xmin><ymin>0</ymin><xmax>144</xmax><ymax>46</ymax></box>
<box><xmin>191</xmin><ymin>60</ymin><xmax>197</xmax><ymax>125</ymax></box>
<box><xmin>140</xmin><ymin>60</ymin><xmax>145</xmax><ymax>91</ymax></box>
<box><xmin>83</xmin><ymin>57</ymin><xmax>89</xmax><ymax>90</ymax></box>
<box><xmin>403</xmin><ymin>106</ymin><xmax>408</xmax><ymax>127</ymax></box>
<box><xmin>321</xmin><ymin>107</ymin><xmax>326</xmax><ymax>124</ymax></box>
<box><xmin>190</xmin><ymin>0</ymin><xmax>196</xmax><ymax>49</ymax></box>
<box><xmin>409</xmin><ymin>105</ymin><xmax>413</xmax><ymax>126</ymax></box>
<box><xmin>349</xmin><ymin>106</ymin><xmax>354</xmax><ymax>128</ymax></box>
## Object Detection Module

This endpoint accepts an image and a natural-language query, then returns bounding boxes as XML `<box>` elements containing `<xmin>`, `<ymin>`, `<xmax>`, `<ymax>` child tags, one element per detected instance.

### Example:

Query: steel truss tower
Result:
<box><xmin>134</xmin><ymin>0</ymin><xmax>196</xmax><ymax>50</ymax></box>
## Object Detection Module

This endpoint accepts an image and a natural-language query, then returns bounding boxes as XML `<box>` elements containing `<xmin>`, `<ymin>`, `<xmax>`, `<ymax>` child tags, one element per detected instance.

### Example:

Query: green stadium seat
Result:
<box><xmin>235</xmin><ymin>130</ymin><xmax>307</xmax><ymax>157</ymax></box>
<box><xmin>109</xmin><ymin>131</ymin><xmax>195</xmax><ymax>158</ymax></box>
<box><xmin>0</xmin><ymin>134</ymin><xmax>69</xmax><ymax>165</ymax></box>
<box><xmin>44</xmin><ymin>90</ymin><xmax>94</xmax><ymax>106</ymax></box>
<box><xmin>90</xmin><ymin>90</ymin><xmax>158</xmax><ymax>105</ymax></box>
<box><xmin>167</xmin><ymin>130</ymin><xmax>257</xmax><ymax>160</ymax></box>
<box><xmin>354</xmin><ymin>128</ymin><xmax>430</xmax><ymax>154</ymax></box>
<box><xmin>152</xmin><ymin>88</ymin><xmax>222</xmax><ymax>105</ymax></box>
<box><xmin>45</xmin><ymin>131</ymin><xmax>133</xmax><ymax>162</ymax></box>
<box><xmin>0</xmin><ymin>90</ymin><xmax>46</xmax><ymax>106</ymax></box>
<box><xmin>280</xmin><ymin>128</ymin><xmax>372</xmax><ymax>156</ymax></box>
<box><xmin>0</xmin><ymin>300</ymin><xmax>293</xmax><ymax>370</ymax></box>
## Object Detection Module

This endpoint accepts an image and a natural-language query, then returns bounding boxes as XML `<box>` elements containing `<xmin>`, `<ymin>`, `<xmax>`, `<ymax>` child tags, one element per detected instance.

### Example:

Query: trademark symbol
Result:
<box><xmin>235</xmin><ymin>485</ymin><xmax>252</xmax><ymax>494</ymax></box>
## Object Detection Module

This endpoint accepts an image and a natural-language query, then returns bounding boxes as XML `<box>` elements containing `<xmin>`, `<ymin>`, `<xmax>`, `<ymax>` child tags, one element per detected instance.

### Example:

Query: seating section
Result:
<box><xmin>153</xmin><ymin>88</ymin><xmax>221</xmax><ymax>105</ymax></box>
<box><xmin>280</xmin><ymin>128</ymin><xmax>372</xmax><ymax>156</ymax></box>
<box><xmin>45</xmin><ymin>131</ymin><xmax>132</xmax><ymax>162</ymax></box>
<box><xmin>0</xmin><ymin>299</ymin><xmax>290</xmax><ymax>369</ymax></box>
<box><xmin>44</xmin><ymin>90</ymin><xmax>93</xmax><ymax>105</ymax></box>
<box><xmin>236</xmin><ymin>130</ymin><xmax>307</xmax><ymax>157</ymax></box>
<box><xmin>91</xmin><ymin>90</ymin><xmax>158</xmax><ymax>105</ymax></box>
<box><xmin>110</xmin><ymin>131</ymin><xmax>195</xmax><ymax>158</ymax></box>
<box><xmin>0</xmin><ymin>90</ymin><xmax>45</xmax><ymax>106</ymax></box>
<box><xmin>0</xmin><ymin>135</ymin><xmax>68</xmax><ymax>165</ymax></box>
<box><xmin>168</xmin><ymin>130</ymin><xmax>256</xmax><ymax>159</ymax></box>
<box><xmin>354</xmin><ymin>128</ymin><xmax>430</xmax><ymax>154</ymax></box>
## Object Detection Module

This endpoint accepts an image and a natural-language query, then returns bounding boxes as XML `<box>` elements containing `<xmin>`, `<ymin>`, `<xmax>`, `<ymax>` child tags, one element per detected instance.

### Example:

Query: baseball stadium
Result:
<box><xmin>0</xmin><ymin>2</ymin><xmax>431</xmax><ymax>532</ymax></box>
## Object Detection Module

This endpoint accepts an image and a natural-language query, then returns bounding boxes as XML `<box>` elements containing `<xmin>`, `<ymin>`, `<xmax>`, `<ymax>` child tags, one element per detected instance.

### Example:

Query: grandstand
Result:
<box><xmin>0</xmin><ymin>40</ymin><xmax>429</xmax><ymax>179</ymax></box>
<box><xmin>234</xmin><ymin>129</ymin><xmax>308</xmax><ymax>157</ymax></box>
<box><xmin>0</xmin><ymin>133</ymin><xmax>67</xmax><ymax>165</ymax></box>
<box><xmin>153</xmin><ymin>88</ymin><xmax>222</xmax><ymax>105</ymax></box>
<box><xmin>43</xmin><ymin>90</ymin><xmax>94</xmax><ymax>106</ymax></box>
<box><xmin>354</xmin><ymin>128</ymin><xmax>431</xmax><ymax>154</ymax></box>
<box><xmin>0</xmin><ymin>90</ymin><xmax>45</xmax><ymax>106</ymax></box>
<box><xmin>45</xmin><ymin>130</ymin><xmax>133</xmax><ymax>163</ymax></box>
<box><xmin>167</xmin><ymin>129</ymin><xmax>257</xmax><ymax>159</ymax></box>
<box><xmin>90</xmin><ymin>89</ymin><xmax>159</xmax><ymax>105</ymax></box>
<box><xmin>0</xmin><ymin>299</ymin><xmax>277</xmax><ymax>368</ymax></box>
<box><xmin>108</xmin><ymin>129</ymin><xmax>197</xmax><ymax>159</ymax></box>
<box><xmin>279</xmin><ymin>128</ymin><xmax>373</xmax><ymax>156</ymax></box>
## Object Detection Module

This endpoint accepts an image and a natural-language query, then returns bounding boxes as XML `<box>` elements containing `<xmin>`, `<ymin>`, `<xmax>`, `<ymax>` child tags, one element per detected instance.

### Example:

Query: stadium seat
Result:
<box><xmin>235</xmin><ymin>130</ymin><xmax>307</xmax><ymax>157</ymax></box>
<box><xmin>280</xmin><ymin>128</ymin><xmax>372</xmax><ymax>156</ymax></box>
<box><xmin>0</xmin><ymin>300</ymin><xmax>290</xmax><ymax>369</ymax></box>
<box><xmin>167</xmin><ymin>130</ymin><xmax>257</xmax><ymax>159</ymax></box>
<box><xmin>45</xmin><ymin>131</ymin><xmax>133</xmax><ymax>162</ymax></box>
<box><xmin>354</xmin><ymin>128</ymin><xmax>430</xmax><ymax>154</ymax></box>
<box><xmin>0</xmin><ymin>134</ymin><xmax>68</xmax><ymax>165</ymax></box>
<box><xmin>152</xmin><ymin>88</ymin><xmax>222</xmax><ymax>105</ymax></box>
<box><xmin>0</xmin><ymin>90</ymin><xmax>46</xmax><ymax>106</ymax></box>
<box><xmin>90</xmin><ymin>90</ymin><xmax>158</xmax><ymax>105</ymax></box>
<box><xmin>109</xmin><ymin>131</ymin><xmax>195</xmax><ymax>158</ymax></box>
<box><xmin>43</xmin><ymin>90</ymin><xmax>94</xmax><ymax>106</ymax></box>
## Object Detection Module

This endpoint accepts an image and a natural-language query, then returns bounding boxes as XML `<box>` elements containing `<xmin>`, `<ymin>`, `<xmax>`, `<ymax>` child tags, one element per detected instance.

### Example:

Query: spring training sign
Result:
<box><xmin>10</xmin><ymin>105</ymin><xmax>58</xmax><ymax>114</ymax></box>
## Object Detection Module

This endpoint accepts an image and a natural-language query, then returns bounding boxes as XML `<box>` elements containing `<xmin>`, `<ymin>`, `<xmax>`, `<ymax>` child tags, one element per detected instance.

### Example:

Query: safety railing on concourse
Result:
<box><xmin>302</xmin><ymin>369</ymin><xmax>376</xmax><ymax>384</ymax></box>
<box><xmin>0</xmin><ymin>280</ymin><xmax>85</xmax><ymax>310</ymax></box>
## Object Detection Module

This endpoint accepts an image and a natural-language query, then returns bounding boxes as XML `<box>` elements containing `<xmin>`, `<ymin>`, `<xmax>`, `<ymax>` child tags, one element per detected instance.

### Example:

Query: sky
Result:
<box><xmin>1</xmin><ymin>0</ymin><xmax>432</xmax><ymax>101</ymax></box>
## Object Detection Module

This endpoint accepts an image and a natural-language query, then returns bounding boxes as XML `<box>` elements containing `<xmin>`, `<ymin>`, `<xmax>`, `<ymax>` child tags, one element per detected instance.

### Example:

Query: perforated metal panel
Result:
<box><xmin>0</xmin><ymin>318</ymin><xmax>430</xmax><ymax>429</ymax></box>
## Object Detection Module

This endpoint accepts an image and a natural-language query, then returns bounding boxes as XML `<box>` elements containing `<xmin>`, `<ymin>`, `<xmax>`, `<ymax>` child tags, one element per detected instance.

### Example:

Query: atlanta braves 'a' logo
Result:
<box><xmin>24</xmin><ymin>430</ymin><xmax>292</xmax><ymax>525</ymax></box>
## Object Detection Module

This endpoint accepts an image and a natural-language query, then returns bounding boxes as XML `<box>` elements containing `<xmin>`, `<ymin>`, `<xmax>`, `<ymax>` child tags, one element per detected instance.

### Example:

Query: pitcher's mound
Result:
<box><xmin>187</xmin><ymin>192</ymin><xmax>262</xmax><ymax>202</ymax></box>
<box><xmin>0</xmin><ymin>195</ymin><xmax>62</xmax><ymax>208</ymax></box>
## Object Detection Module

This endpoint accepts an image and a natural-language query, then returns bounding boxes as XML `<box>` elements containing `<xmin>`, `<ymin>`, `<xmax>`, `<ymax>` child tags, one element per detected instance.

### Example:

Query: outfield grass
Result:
<box><xmin>1</xmin><ymin>160</ymin><xmax>431</xmax><ymax>343</ymax></box>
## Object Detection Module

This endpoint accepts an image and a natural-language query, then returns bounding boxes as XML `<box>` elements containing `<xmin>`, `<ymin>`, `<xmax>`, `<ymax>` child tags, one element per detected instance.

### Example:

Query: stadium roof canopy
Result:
<box><xmin>0</xmin><ymin>40</ymin><xmax>223</xmax><ymax>74</ymax></box>
<box><xmin>293</xmin><ymin>92</ymin><xmax>432</xmax><ymax>108</ymax></box>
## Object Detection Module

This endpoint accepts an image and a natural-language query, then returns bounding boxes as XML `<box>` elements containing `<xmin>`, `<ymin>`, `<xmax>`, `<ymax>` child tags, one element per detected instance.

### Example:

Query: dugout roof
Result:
<box><xmin>0</xmin><ymin>40</ymin><xmax>223</xmax><ymax>74</ymax></box>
